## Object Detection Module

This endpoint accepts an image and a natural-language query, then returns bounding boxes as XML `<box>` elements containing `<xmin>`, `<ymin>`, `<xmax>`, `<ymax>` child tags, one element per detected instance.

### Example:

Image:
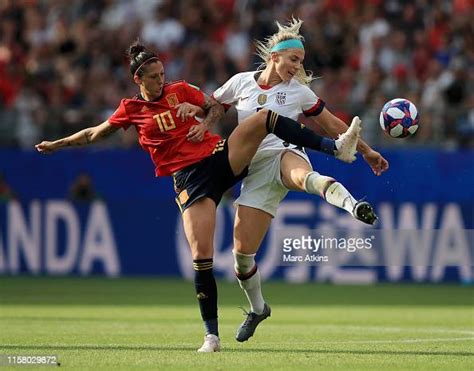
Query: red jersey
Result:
<box><xmin>108</xmin><ymin>81</ymin><xmax>222</xmax><ymax>176</ymax></box>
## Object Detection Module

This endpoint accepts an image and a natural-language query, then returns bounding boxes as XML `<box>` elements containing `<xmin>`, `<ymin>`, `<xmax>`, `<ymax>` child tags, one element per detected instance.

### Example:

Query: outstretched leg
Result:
<box><xmin>280</xmin><ymin>151</ymin><xmax>378</xmax><ymax>224</ymax></box>
<box><xmin>227</xmin><ymin>110</ymin><xmax>360</xmax><ymax>176</ymax></box>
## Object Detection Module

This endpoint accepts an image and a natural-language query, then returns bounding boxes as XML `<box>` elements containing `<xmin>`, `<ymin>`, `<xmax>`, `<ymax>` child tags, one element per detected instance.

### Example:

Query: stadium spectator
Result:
<box><xmin>0</xmin><ymin>0</ymin><xmax>472</xmax><ymax>148</ymax></box>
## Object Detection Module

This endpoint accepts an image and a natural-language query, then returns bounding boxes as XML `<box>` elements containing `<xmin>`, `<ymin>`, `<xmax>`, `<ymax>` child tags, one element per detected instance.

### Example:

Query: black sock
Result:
<box><xmin>266</xmin><ymin>110</ymin><xmax>336</xmax><ymax>155</ymax></box>
<box><xmin>193</xmin><ymin>259</ymin><xmax>218</xmax><ymax>337</ymax></box>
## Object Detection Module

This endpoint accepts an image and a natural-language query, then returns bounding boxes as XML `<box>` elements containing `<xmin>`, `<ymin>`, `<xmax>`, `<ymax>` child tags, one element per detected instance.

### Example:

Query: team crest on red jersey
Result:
<box><xmin>166</xmin><ymin>93</ymin><xmax>179</xmax><ymax>107</ymax></box>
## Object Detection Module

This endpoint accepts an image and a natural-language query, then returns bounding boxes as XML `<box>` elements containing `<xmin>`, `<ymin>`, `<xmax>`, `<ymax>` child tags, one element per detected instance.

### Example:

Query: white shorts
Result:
<box><xmin>235</xmin><ymin>148</ymin><xmax>312</xmax><ymax>217</ymax></box>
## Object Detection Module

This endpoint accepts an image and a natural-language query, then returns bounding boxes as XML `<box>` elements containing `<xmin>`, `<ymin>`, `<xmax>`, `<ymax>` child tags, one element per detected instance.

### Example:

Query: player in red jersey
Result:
<box><xmin>36</xmin><ymin>41</ymin><xmax>361</xmax><ymax>352</ymax></box>
<box><xmin>107</xmin><ymin>74</ymin><xmax>222</xmax><ymax>176</ymax></box>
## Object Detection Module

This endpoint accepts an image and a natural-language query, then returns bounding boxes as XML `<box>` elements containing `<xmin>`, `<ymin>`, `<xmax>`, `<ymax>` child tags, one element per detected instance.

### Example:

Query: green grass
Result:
<box><xmin>0</xmin><ymin>277</ymin><xmax>473</xmax><ymax>370</ymax></box>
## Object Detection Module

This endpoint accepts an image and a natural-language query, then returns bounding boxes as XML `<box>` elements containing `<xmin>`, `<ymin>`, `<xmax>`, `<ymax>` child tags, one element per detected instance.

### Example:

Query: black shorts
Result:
<box><xmin>173</xmin><ymin>140</ymin><xmax>248</xmax><ymax>213</ymax></box>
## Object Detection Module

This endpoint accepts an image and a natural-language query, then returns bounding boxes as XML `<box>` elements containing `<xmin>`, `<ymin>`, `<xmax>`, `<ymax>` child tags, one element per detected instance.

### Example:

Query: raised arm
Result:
<box><xmin>35</xmin><ymin>120</ymin><xmax>119</xmax><ymax>154</ymax></box>
<box><xmin>309</xmin><ymin>108</ymin><xmax>389</xmax><ymax>175</ymax></box>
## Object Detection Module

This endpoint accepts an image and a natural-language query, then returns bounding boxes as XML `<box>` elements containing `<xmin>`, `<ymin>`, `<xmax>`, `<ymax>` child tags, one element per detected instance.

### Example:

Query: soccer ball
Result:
<box><xmin>379</xmin><ymin>98</ymin><xmax>419</xmax><ymax>138</ymax></box>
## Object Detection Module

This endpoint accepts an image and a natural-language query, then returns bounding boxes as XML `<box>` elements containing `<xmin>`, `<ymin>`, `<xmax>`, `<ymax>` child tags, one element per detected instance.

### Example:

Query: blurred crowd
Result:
<box><xmin>0</xmin><ymin>0</ymin><xmax>473</xmax><ymax>149</ymax></box>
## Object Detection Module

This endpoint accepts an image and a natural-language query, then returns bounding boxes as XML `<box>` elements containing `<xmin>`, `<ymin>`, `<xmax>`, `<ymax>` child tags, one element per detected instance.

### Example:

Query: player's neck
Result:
<box><xmin>258</xmin><ymin>67</ymin><xmax>282</xmax><ymax>87</ymax></box>
<box><xmin>140</xmin><ymin>87</ymin><xmax>159</xmax><ymax>102</ymax></box>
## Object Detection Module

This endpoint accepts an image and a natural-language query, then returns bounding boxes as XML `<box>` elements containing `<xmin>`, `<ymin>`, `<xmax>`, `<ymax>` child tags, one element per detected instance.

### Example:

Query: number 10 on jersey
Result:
<box><xmin>154</xmin><ymin>111</ymin><xmax>176</xmax><ymax>132</ymax></box>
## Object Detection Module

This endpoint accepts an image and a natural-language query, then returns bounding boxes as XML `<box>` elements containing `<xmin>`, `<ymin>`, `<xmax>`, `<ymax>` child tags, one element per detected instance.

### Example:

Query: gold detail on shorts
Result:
<box><xmin>175</xmin><ymin>198</ymin><xmax>184</xmax><ymax>213</ymax></box>
<box><xmin>257</xmin><ymin>94</ymin><xmax>267</xmax><ymax>105</ymax></box>
<box><xmin>300</xmin><ymin>123</ymin><xmax>305</xmax><ymax>129</ymax></box>
<box><xmin>212</xmin><ymin>140</ymin><xmax>225</xmax><ymax>154</ymax></box>
<box><xmin>178</xmin><ymin>189</ymin><xmax>189</xmax><ymax>205</ymax></box>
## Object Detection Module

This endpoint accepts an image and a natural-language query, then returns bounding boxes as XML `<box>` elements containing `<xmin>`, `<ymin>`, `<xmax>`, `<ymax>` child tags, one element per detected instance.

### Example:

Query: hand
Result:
<box><xmin>176</xmin><ymin>102</ymin><xmax>203</xmax><ymax>121</ymax></box>
<box><xmin>35</xmin><ymin>141</ymin><xmax>58</xmax><ymax>154</ymax></box>
<box><xmin>187</xmin><ymin>123</ymin><xmax>208</xmax><ymax>142</ymax></box>
<box><xmin>362</xmin><ymin>149</ymin><xmax>389</xmax><ymax>176</ymax></box>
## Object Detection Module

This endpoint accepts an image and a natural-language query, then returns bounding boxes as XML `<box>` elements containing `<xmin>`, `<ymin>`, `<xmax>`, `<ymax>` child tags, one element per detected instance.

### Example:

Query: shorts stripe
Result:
<box><xmin>212</xmin><ymin>140</ymin><xmax>226</xmax><ymax>154</ymax></box>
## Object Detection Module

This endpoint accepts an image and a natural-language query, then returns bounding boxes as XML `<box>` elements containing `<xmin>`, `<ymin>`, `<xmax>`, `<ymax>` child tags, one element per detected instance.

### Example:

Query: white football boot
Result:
<box><xmin>334</xmin><ymin>116</ymin><xmax>362</xmax><ymax>163</ymax></box>
<box><xmin>197</xmin><ymin>334</ymin><xmax>221</xmax><ymax>352</ymax></box>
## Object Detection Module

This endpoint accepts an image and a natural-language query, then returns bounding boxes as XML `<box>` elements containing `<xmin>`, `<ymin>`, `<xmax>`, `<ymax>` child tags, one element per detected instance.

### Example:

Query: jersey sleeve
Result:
<box><xmin>300</xmin><ymin>85</ymin><xmax>325</xmax><ymax>117</ymax></box>
<box><xmin>108</xmin><ymin>100</ymin><xmax>132</xmax><ymax>130</ymax></box>
<box><xmin>181</xmin><ymin>82</ymin><xmax>206</xmax><ymax>107</ymax></box>
<box><xmin>212</xmin><ymin>74</ymin><xmax>241</xmax><ymax>110</ymax></box>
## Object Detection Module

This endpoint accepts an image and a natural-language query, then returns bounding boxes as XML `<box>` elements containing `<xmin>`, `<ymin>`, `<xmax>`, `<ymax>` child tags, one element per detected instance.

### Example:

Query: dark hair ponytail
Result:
<box><xmin>127</xmin><ymin>40</ymin><xmax>159</xmax><ymax>77</ymax></box>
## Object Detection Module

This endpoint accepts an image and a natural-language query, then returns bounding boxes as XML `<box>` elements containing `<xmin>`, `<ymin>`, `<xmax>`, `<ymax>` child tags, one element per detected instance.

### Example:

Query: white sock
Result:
<box><xmin>233</xmin><ymin>250</ymin><xmax>265</xmax><ymax>314</ymax></box>
<box><xmin>304</xmin><ymin>171</ymin><xmax>357</xmax><ymax>215</ymax></box>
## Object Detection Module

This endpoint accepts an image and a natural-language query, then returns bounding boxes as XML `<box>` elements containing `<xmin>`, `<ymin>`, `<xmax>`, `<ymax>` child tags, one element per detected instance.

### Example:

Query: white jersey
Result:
<box><xmin>213</xmin><ymin>71</ymin><xmax>325</xmax><ymax>151</ymax></box>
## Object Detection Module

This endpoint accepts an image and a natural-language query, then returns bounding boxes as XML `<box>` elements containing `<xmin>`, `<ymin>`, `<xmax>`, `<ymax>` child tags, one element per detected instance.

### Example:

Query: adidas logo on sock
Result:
<box><xmin>197</xmin><ymin>292</ymin><xmax>208</xmax><ymax>300</ymax></box>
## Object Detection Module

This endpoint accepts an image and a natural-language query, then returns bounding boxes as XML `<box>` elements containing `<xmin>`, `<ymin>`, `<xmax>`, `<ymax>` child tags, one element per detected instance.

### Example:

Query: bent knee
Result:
<box><xmin>291</xmin><ymin>168</ymin><xmax>312</xmax><ymax>190</ymax></box>
<box><xmin>255</xmin><ymin>108</ymin><xmax>269</xmax><ymax>123</ymax></box>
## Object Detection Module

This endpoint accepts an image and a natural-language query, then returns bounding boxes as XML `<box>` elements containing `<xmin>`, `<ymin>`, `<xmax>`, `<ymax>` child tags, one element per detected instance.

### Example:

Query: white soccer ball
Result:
<box><xmin>379</xmin><ymin>98</ymin><xmax>420</xmax><ymax>138</ymax></box>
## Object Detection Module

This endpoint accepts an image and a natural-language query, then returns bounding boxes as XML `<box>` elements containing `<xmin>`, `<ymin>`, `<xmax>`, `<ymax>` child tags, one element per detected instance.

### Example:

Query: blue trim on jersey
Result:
<box><xmin>303</xmin><ymin>100</ymin><xmax>325</xmax><ymax>117</ymax></box>
<box><xmin>270</xmin><ymin>39</ymin><xmax>304</xmax><ymax>52</ymax></box>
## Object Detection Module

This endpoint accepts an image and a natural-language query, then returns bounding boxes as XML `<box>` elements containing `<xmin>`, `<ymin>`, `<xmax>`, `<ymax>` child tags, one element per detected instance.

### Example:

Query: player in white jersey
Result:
<box><xmin>180</xmin><ymin>18</ymin><xmax>389</xmax><ymax>343</ymax></box>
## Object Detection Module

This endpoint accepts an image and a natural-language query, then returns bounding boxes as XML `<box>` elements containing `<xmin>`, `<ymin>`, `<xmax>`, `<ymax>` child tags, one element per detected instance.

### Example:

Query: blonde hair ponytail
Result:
<box><xmin>255</xmin><ymin>18</ymin><xmax>313</xmax><ymax>85</ymax></box>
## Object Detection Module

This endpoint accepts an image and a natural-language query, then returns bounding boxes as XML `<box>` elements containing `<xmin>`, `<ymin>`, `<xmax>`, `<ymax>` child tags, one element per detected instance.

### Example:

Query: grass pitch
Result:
<box><xmin>0</xmin><ymin>277</ymin><xmax>473</xmax><ymax>370</ymax></box>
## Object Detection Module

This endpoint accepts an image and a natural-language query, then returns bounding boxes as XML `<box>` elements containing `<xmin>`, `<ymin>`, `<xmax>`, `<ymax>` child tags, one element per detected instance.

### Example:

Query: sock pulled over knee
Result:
<box><xmin>266</xmin><ymin>110</ymin><xmax>336</xmax><ymax>155</ymax></box>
